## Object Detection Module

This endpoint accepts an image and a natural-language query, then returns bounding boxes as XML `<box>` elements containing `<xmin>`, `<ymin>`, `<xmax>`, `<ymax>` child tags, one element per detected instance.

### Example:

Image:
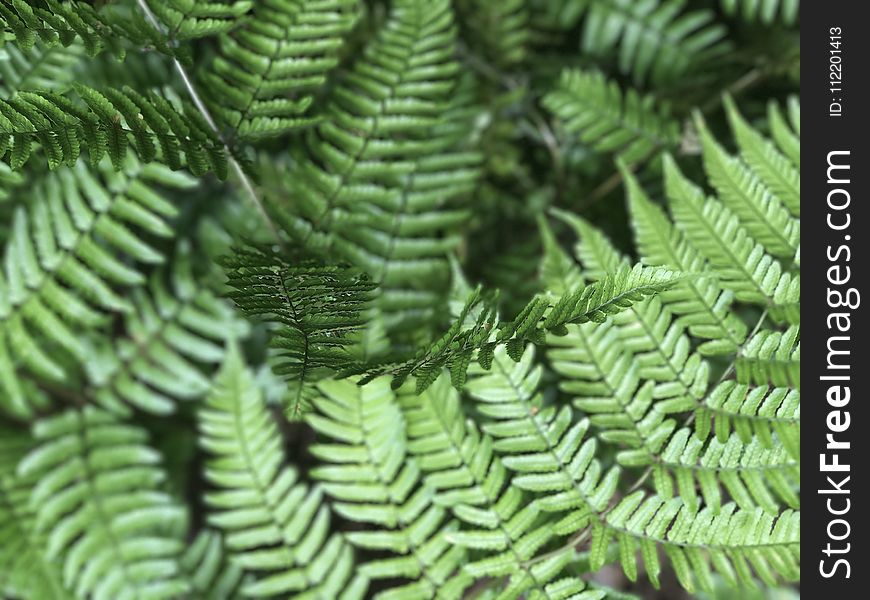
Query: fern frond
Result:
<box><xmin>553</xmin><ymin>211</ymin><xmax>709</xmax><ymax>408</ymax></box>
<box><xmin>0</xmin><ymin>429</ymin><xmax>69</xmax><ymax>599</ymax></box>
<box><xmin>579</xmin><ymin>0</ymin><xmax>730</xmax><ymax>85</ymax></box>
<box><xmin>694</xmin><ymin>381</ymin><xmax>800</xmax><ymax>461</ymax></box>
<box><xmin>0</xmin><ymin>84</ymin><xmax>228</xmax><ymax>176</ymax></box>
<box><xmin>17</xmin><ymin>407</ymin><xmax>188</xmax><ymax>599</ymax></box>
<box><xmin>179</xmin><ymin>530</ymin><xmax>247</xmax><ymax>600</ymax></box>
<box><xmin>272</xmin><ymin>0</ymin><xmax>481</xmax><ymax>332</ymax></box>
<box><xmin>221</xmin><ymin>244</ymin><xmax>376</xmax><ymax>420</ymax></box>
<box><xmin>0</xmin><ymin>41</ymin><xmax>85</xmax><ymax>96</ymax></box>
<box><xmin>309</xmin><ymin>376</ymin><xmax>468</xmax><ymax>599</ymax></box>
<box><xmin>543</xmin><ymin>69</ymin><xmax>679</xmax><ymax>164</ymax></box>
<box><xmin>736</xmin><ymin>325</ymin><xmax>800</xmax><ymax>389</ymax></box>
<box><xmin>0</xmin><ymin>158</ymin><xmax>191</xmax><ymax>417</ymax></box>
<box><xmin>400</xmin><ymin>374</ymin><xmax>600</xmax><ymax>599</ymax></box>
<box><xmin>355</xmin><ymin>263</ymin><xmax>681</xmax><ymax>392</ymax></box>
<box><xmin>144</xmin><ymin>0</ymin><xmax>252</xmax><ymax>41</ymax></box>
<box><xmin>86</xmin><ymin>244</ymin><xmax>248</xmax><ymax>416</ymax></box>
<box><xmin>466</xmin><ymin>347</ymin><xmax>800</xmax><ymax>592</ymax></box>
<box><xmin>200</xmin><ymin>348</ymin><xmax>363</xmax><ymax>598</ymax></box>
<box><xmin>622</xmin><ymin>165</ymin><xmax>747</xmax><ymax>355</ymax></box>
<box><xmin>598</xmin><ymin>493</ymin><xmax>800</xmax><ymax>592</ymax></box>
<box><xmin>0</xmin><ymin>0</ymin><xmax>150</xmax><ymax>57</ymax></box>
<box><xmin>200</xmin><ymin>0</ymin><xmax>359</xmax><ymax>140</ymax></box>
<box><xmin>663</xmin><ymin>153</ymin><xmax>799</xmax><ymax>314</ymax></box>
<box><xmin>724</xmin><ymin>96</ymin><xmax>800</xmax><ymax>217</ymax></box>
<box><xmin>696</xmin><ymin>114</ymin><xmax>799</xmax><ymax>259</ymax></box>
<box><xmin>720</xmin><ymin>0</ymin><xmax>799</xmax><ymax>26</ymax></box>
<box><xmin>768</xmin><ymin>98</ymin><xmax>800</xmax><ymax>168</ymax></box>
<box><xmin>457</xmin><ymin>0</ymin><xmax>530</xmax><ymax>67</ymax></box>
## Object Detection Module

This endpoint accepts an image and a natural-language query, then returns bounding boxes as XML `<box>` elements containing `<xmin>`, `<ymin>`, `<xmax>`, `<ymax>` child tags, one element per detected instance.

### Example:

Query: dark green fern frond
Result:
<box><xmin>544</xmin><ymin>69</ymin><xmax>680</xmax><ymax>164</ymax></box>
<box><xmin>200</xmin><ymin>0</ymin><xmax>360</xmax><ymax>140</ymax></box>
<box><xmin>0</xmin><ymin>158</ymin><xmax>191</xmax><ymax>418</ymax></box>
<box><xmin>721</xmin><ymin>0</ymin><xmax>799</xmax><ymax>26</ymax></box>
<box><xmin>309</xmin><ymin>376</ymin><xmax>470</xmax><ymax>599</ymax></box>
<box><xmin>355</xmin><ymin>263</ymin><xmax>681</xmax><ymax>392</ymax></box>
<box><xmin>86</xmin><ymin>244</ymin><xmax>248</xmax><ymax>416</ymax></box>
<box><xmin>18</xmin><ymin>407</ymin><xmax>189</xmax><ymax>598</ymax></box>
<box><xmin>201</xmin><ymin>348</ymin><xmax>363</xmax><ymax>598</ymax></box>
<box><xmin>0</xmin><ymin>0</ymin><xmax>163</xmax><ymax>58</ymax></box>
<box><xmin>0</xmin><ymin>84</ymin><xmax>228</xmax><ymax>176</ymax></box>
<box><xmin>221</xmin><ymin>244</ymin><xmax>376</xmax><ymax>419</ymax></box>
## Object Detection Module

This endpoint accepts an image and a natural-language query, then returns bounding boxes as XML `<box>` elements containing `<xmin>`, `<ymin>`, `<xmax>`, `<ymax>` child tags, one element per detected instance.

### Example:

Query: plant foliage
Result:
<box><xmin>0</xmin><ymin>1</ymin><xmax>800</xmax><ymax>598</ymax></box>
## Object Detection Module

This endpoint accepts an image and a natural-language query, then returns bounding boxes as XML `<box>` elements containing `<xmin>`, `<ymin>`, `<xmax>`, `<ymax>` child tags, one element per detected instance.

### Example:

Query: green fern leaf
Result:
<box><xmin>220</xmin><ymin>244</ymin><xmax>376</xmax><ymax>420</ymax></box>
<box><xmin>201</xmin><ymin>348</ymin><xmax>364</xmax><ymax>598</ymax></box>
<box><xmin>544</xmin><ymin>69</ymin><xmax>680</xmax><ymax>164</ymax></box>
<box><xmin>18</xmin><ymin>407</ymin><xmax>189</xmax><ymax>598</ymax></box>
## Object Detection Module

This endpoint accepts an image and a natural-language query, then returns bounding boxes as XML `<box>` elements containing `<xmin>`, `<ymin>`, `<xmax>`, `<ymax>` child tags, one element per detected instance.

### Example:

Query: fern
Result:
<box><xmin>0</xmin><ymin>84</ymin><xmax>229</xmax><ymax>175</ymax></box>
<box><xmin>271</xmin><ymin>0</ymin><xmax>481</xmax><ymax>332</ymax></box>
<box><xmin>543</xmin><ymin>69</ymin><xmax>680</xmax><ymax>164</ymax></box>
<box><xmin>0</xmin><ymin>3</ymin><xmax>801</xmax><ymax>598</ymax></box>
<box><xmin>720</xmin><ymin>0</ymin><xmax>800</xmax><ymax>25</ymax></box>
<box><xmin>200</xmin><ymin>0</ymin><xmax>359</xmax><ymax>140</ymax></box>
<box><xmin>578</xmin><ymin>0</ymin><xmax>731</xmax><ymax>85</ymax></box>
<box><xmin>0</xmin><ymin>158</ymin><xmax>191</xmax><ymax>417</ymax></box>
<box><xmin>144</xmin><ymin>0</ymin><xmax>253</xmax><ymax>41</ymax></box>
<box><xmin>355</xmin><ymin>263</ymin><xmax>682</xmax><ymax>392</ymax></box>
<box><xmin>86</xmin><ymin>244</ymin><xmax>248</xmax><ymax>416</ymax></box>
<box><xmin>201</xmin><ymin>347</ymin><xmax>363</xmax><ymax>598</ymax></box>
<box><xmin>220</xmin><ymin>244</ymin><xmax>376</xmax><ymax>419</ymax></box>
<box><xmin>18</xmin><ymin>407</ymin><xmax>189</xmax><ymax>598</ymax></box>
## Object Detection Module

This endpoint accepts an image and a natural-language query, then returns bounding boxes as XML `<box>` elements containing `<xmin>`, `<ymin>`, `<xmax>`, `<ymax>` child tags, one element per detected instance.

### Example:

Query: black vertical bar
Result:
<box><xmin>804</xmin><ymin>1</ymin><xmax>868</xmax><ymax>595</ymax></box>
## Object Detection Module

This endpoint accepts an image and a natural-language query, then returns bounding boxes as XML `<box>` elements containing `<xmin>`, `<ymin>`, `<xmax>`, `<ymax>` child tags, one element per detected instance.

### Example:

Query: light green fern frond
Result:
<box><xmin>309</xmin><ymin>376</ymin><xmax>470</xmax><ymax>600</ymax></box>
<box><xmin>694</xmin><ymin>381</ymin><xmax>800</xmax><ymax>461</ymax></box>
<box><xmin>466</xmin><ymin>346</ymin><xmax>800</xmax><ymax>593</ymax></box>
<box><xmin>0</xmin><ymin>158</ymin><xmax>192</xmax><ymax>418</ymax></box>
<box><xmin>543</xmin><ymin>69</ymin><xmax>680</xmax><ymax>164</ymax></box>
<box><xmin>622</xmin><ymin>167</ymin><xmax>748</xmax><ymax>355</ymax></box>
<box><xmin>86</xmin><ymin>244</ymin><xmax>248</xmax><ymax>416</ymax></box>
<box><xmin>736</xmin><ymin>325</ymin><xmax>800</xmax><ymax>389</ymax></box>
<box><xmin>18</xmin><ymin>407</ymin><xmax>188</xmax><ymax>599</ymax></box>
<box><xmin>200</xmin><ymin>348</ymin><xmax>364</xmax><ymax>598</ymax></box>
<box><xmin>200</xmin><ymin>0</ymin><xmax>359</xmax><ymax>141</ymax></box>
<box><xmin>663</xmin><ymin>153</ymin><xmax>799</xmax><ymax>315</ymax></box>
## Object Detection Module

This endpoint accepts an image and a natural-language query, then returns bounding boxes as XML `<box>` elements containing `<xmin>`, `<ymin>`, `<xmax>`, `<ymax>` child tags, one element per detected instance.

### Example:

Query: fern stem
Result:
<box><xmin>133</xmin><ymin>0</ymin><xmax>281</xmax><ymax>244</ymax></box>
